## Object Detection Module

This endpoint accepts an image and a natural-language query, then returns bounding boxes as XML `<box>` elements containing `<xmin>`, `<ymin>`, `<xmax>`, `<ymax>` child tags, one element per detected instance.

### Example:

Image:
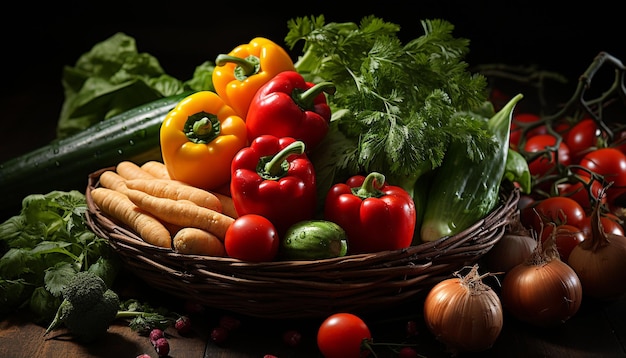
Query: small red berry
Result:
<box><xmin>175</xmin><ymin>315</ymin><xmax>192</xmax><ymax>335</ymax></box>
<box><xmin>210</xmin><ymin>326</ymin><xmax>230</xmax><ymax>345</ymax></box>
<box><xmin>149</xmin><ymin>328</ymin><xmax>164</xmax><ymax>346</ymax></box>
<box><xmin>154</xmin><ymin>337</ymin><xmax>170</xmax><ymax>357</ymax></box>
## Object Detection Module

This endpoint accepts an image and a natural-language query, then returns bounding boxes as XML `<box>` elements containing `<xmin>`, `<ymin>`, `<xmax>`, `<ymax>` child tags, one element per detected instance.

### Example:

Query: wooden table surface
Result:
<box><xmin>1</xmin><ymin>267</ymin><xmax>625</xmax><ymax>358</ymax></box>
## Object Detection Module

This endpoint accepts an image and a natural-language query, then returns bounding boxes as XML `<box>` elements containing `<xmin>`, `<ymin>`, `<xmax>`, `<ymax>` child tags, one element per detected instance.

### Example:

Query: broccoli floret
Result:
<box><xmin>62</xmin><ymin>271</ymin><xmax>108</xmax><ymax>312</ymax></box>
<box><xmin>44</xmin><ymin>272</ymin><xmax>120</xmax><ymax>343</ymax></box>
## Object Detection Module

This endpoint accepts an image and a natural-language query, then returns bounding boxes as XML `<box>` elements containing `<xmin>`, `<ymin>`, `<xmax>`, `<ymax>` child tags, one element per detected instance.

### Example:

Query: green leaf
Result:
<box><xmin>504</xmin><ymin>148</ymin><xmax>532</xmax><ymax>193</ymax></box>
<box><xmin>286</xmin><ymin>15</ymin><xmax>491</xmax><ymax>194</ymax></box>
<box><xmin>57</xmin><ymin>32</ymin><xmax>186</xmax><ymax>138</ymax></box>
<box><xmin>44</xmin><ymin>262</ymin><xmax>79</xmax><ymax>297</ymax></box>
<box><xmin>183</xmin><ymin>61</ymin><xmax>216</xmax><ymax>92</ymax></box>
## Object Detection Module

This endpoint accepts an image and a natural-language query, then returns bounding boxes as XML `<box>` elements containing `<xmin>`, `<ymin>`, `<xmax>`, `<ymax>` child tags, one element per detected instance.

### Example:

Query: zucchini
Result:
<box><xmin>0</xmin><ymin>92</ymin><xmax>193</xmax><ymax>219</ymax></box>
<box><xmin>280</xmin><ymin>220</ymin><xmax>348</xmax><ymax>260</ymax></box>
<box><xmin>419</xmin><ymin>94</ymin><xmax>524</xmax><ymax>242</ymax></box>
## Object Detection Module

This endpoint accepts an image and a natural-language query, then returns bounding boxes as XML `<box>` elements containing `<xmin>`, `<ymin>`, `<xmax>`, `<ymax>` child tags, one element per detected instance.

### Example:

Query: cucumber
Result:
<box><xmin>280</xmin><ymin>220</ymin><xmax>348</xmax><ymax>260</ymax></box>
<box><xmin>419</xmin><ymin>94</ymin><xmax>524</xmax><ymax>242</ymax></box>
<box><xmin>0</xmin><ymin>92</ymin><xmax>193</xmax><ymax>219</ymax></box>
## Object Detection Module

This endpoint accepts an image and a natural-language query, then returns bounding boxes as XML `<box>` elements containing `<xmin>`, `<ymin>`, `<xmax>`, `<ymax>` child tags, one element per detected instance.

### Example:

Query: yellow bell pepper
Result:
<box><xmin>160</xmin><ymin>91</ymin><xmax>247</xmax><ymax>191</ymax></box>
<box><xmin>212</xmin><ymin>37</ymin><xmax>295</xmax><ymax>119</ymax></box>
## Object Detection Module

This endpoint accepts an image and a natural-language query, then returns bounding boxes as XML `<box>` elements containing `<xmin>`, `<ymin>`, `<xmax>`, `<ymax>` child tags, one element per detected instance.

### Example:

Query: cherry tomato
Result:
<box><xmin>565</xmin><ymin>118</ymin><xmax>601</xmax><ymax>164</ymax></box>
<box><xmin>579</xmin><ymin>214</ymin><xmax>625</xmax><ymax>240</ymax></box>
<box><xmin>224</xmin><ymin>214</ymin><xmax>279</xmax><ymax>262</ymax></box>
<box><xmin>509</xmin><ymin>113</ymin><xmax>547</xmax><ymax>150</ymax></box>
<box><xmin>317</xmin><ymin>313</ymin><xmax>372</xmax><ymax>358</ymax></box>
<box><xmin>577</xmin><ymin>148</ymin><xmax>626</xmax><ymax>205</ymax></box>
<box><xmin>540</xmin><ymin>224</ymin><xmax>585</xmax><ymax>262</ymax></box>
<box><xmin>556</xmin><ymin>174</ymin><xmax>606</xmax><ymax>213</ymax></box>
<box><xmin>531</xmin><ymin>196</ymin><xmax>586</xmax><ymax>232</ymax></box>
<box><xmin>524</xmin><ymin>134</ymin><xmax>571</xmax><ymax>178</ymax></box>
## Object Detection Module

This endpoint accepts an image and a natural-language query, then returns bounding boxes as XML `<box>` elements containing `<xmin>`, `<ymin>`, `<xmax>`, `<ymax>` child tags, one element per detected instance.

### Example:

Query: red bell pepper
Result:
<box><xmin>230</xmin><ymin>134</ymin><xmax>317</xmax><ymax>235</ymax></box>
<box><xmin>245</xmin><ymin>70</ymin><xmax>335</xmax><ymax>151</ymax></box>
<box><xmin>324</xmin><ymin>172</ymin><xmax>416</xmax><ymax>254</ymax></box>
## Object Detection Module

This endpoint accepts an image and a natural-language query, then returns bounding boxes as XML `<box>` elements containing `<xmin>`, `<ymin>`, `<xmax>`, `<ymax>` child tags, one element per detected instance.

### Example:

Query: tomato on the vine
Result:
<box><xmin>577</xmin><ymin>148</ymin><xmax>626</xmax><ymax>205</ymax></box>
<box><xmin>524</xmin><ymin>134</ymin><xmax>571</xmax><ymax>178</ymax></box>
<box><xmin>317</xmin><ymin>313</ymin><xmax>372</xmax><ymax>358</ymax></box>
<box><xmin>224</xmin><ymin>214</ymin><xmax>279</xmax><ymax>262</ymax></box>
<box><xmin>565</xmin><ymin>118</ymin><xmax>601</xmax><ymax>164</ymax></box>
<box><xmin>556</xmin><ymin>174</ymin><xmax>606</xmax><ymax>213</ymax></box>
<box><xmin>579</xmin><ymin>214</ymin><xmax>625</xmax><ymax>240</ymax></box>
<box><xmin>541</xmin><ymin>224</ymin><xmax>586</xmax><ymax>262</ymax></box>
<box><xmin>530</xmin><ymin>196</ymin><xmax>586</xmax><ymax>232</ymax></box>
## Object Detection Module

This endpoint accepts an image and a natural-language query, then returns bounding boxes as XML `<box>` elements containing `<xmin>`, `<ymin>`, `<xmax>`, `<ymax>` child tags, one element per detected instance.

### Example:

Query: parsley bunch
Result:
<box><xmin>286</xmin><ymin>15</ymin><xmax>495</xmax><ymax>197</ymax></box>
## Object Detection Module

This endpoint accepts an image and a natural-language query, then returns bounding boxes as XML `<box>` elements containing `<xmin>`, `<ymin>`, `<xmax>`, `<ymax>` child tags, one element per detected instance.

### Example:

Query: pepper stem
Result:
<box><xmin>215</xmin><ymin>54</ymin><xmax>260</xmax><ymax>80</ymax></box>
<box><xmin>352</xmin><ymin>172</ymin><xmax>386</xmax><ymax>199</ymax></box>
<box><xmin>261</xmin><ymin>141</ymin><xmax>306</xmax><ymax>179</ymax></box>
<box><xmin>184</xmin><ymin>112</ymin><xmax>220</xmax><ymax>144</ymax></box>
<box><xmin>293</xmin><ymin>82</ymin><xmax>336</xmax><ymax>109</ymax></box>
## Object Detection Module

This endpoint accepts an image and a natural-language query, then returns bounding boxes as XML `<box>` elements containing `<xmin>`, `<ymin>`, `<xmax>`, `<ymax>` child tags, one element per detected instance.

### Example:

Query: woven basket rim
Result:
<box><xmin>85</xmin><ymin>166</ymin><xmax>520</xmax><ymax>319</ymax></box>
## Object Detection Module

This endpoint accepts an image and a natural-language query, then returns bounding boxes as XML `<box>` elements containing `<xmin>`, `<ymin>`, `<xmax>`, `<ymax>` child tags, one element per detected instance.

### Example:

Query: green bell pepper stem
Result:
<box><xmin>263</xmin><ymin>140</ymin><xmax>306</xmax><ymax>178</ymax></box>
<box><xmin>293</xmin><ymin>82</ymin><xmax>336</xmax><ymax>109</ymax></box>
<box><xmin>352</xmin><ymin>172</ymin><xmax>386</xmax><ymax>199</ymax></box>
<box><xmin>184</xmin><ymin>112</ymin><xmax>220</xmax><ymax>144</ymax></box>
<box><xmin>215</xmin><ymin>54</ymin><xmax>260</xmax><ymax>79</ymax></box>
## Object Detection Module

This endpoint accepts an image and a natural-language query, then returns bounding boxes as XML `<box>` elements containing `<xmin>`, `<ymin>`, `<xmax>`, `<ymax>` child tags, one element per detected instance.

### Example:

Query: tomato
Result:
<box><xmin>524</xmin><ymin>134</ymin><xmax>571</xmax><ymax>178</ymax></box>
<box><xmin>531</xmin><ymin>196</ymin><xmax>586</xmax><ymax>232</ymax></box>
<box><xmin>564</xmin><ymin>118</ymin><xmax>601</xmax><ymax>164</ymax></box>
<box><xmin>509</xmin><ymin>113</ymin><xmax>547</xmax><ymax>150</ymax></box>
<box><xmin>579</xmin><ymin>214</ymin><xmax>625</xmax><ymax>240</ymax></box>
<box><xmin>317</xmin><ymin>313</ymin><xmax>372</xmax><ymax>358</ymax></box>
<box><xmin>577</xmin><ymin>148</ymin><xmax>626</xmax><ymax>205</ymax></box>
<box><xmin>556</xmin><ymin>174</ymin><xmax>606</xmax><ymax>213</ymax></box>
<box><xmin>540</xmin><ymin>224</ymin><xmax>585</xmax><ymax>262</ymax></box>
<box><xmin>224</xmin><ymin>214</ymin><xmax>279</xmax><ymax>262</ymax></box>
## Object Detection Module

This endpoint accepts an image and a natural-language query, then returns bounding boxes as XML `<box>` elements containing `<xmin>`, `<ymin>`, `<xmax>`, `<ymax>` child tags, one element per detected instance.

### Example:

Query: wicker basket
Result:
<box><xmin>85</xmin><ymin>167</ymin><xmax>520</xmax><ymax>319</ymax></box>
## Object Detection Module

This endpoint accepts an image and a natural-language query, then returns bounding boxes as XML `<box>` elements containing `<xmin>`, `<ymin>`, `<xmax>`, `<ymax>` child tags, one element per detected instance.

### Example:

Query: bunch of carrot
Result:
<box><xmin>90</xmin><ymin>160</ymin><xmax>237</xmax><ymax>256</ymax></box>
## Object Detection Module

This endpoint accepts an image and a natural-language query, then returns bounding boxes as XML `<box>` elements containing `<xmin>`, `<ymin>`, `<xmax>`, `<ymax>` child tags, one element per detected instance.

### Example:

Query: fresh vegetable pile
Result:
<box><xmin>3</xmin><ymin>12</ymin><xmax>625</xmax><ymax>357</ymax></box>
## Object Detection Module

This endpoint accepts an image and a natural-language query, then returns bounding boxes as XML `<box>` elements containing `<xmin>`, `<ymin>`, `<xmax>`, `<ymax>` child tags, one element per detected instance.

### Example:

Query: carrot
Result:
<box><xmin>90</xmin><ymin>187</ymin><xmax>172</xmax><ymax>248</ymax></box>
<box><xmin>211</xmin><ymin>192</ymin><xmax>238</xmax><ymax>219</ymax></box>
<box><xmin>173</xmin><ymin>227</ymin><xmax>226</xmax><ymax>256</ymax></box>
<box><xmin>141</xmin><ymin>161</ymin><xmax>171</xmax><ymax>179</ymax></box>
<box><xmin>125</xmin><ymin>188</ymin><xmax>235</xmax><ymax>240</ymax></box>
<box><xmin>99</xmin><ymin>170</ymin><xmax>129</xmax><ymax>193</ymax></box>
<box><xmin>116</xmin><ymin>160</ymin><xmax>155</xmax><ymax>180</ymax></box>
<box><xmin>125</xmin><ymin>178</ymin><xmax>222</xmax><ymax>212</ymax></box>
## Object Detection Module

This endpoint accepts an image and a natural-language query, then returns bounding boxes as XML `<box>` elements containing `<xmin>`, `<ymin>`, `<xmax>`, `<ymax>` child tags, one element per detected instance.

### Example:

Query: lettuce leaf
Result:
<box><xmin>56</xmin><ymin>32</ymin><xmax>186</xmax><ymax>139</ymax></box>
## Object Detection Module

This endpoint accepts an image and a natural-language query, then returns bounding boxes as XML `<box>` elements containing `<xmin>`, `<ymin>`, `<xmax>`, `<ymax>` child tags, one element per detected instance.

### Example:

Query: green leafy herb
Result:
<box><xmin>0</xmin><ymin>190</ymin><xmax>120</xmax><ymax>322</ymax></box>
<box><xmin>285</xmin><ymin>15</ymin><xmax>494</xmax><ymax>196</ymax></box>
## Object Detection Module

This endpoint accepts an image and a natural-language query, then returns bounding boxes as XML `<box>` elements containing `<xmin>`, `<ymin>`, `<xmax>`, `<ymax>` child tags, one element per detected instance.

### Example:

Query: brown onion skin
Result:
<box><xmin>423</xmin><ymin>266</ymin><xmax>503</xmax><ymax>353</ymax></box>
<box><xmin>501</xmin><ymin>257</ymin><xmax>582</xmax><ymax>326</ymax></box>
<box><xmin>568</xmin><ymin>216</ymin><xmax>626</xmax><ymax>300</ymax></box>
<box><xmin>484</xmin><ymin>232</ymin><xmax>536</xmax><ymax>273</ymax></box>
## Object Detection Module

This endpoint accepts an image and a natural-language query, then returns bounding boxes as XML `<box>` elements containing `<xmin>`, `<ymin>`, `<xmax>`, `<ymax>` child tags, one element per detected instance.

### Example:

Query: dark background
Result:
<box><xmin>1</xmin><ymin>1</ymin><xmax>623</xmax><ymax>165</ymax></box>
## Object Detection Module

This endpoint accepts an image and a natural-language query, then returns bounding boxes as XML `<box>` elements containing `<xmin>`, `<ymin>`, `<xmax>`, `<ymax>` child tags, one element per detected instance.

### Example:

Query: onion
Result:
<box><xmin>500</xmin><ymin>235</ymin><xmax>582</xmax><ymax>326</ymax></box>
<box><xmin>423</xmin><ymin>264</ymin><xmax>503</xmax><ymax>354</ymax></box>
<box><xmin>568</xmin><ymin>195</ymin><xmax>626</xmax><ymax>300</ymax></box>
<box><xmin>483</xmin><ymin>213</ymin><xmax>537</xmax><ymax>273</ymax></box>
